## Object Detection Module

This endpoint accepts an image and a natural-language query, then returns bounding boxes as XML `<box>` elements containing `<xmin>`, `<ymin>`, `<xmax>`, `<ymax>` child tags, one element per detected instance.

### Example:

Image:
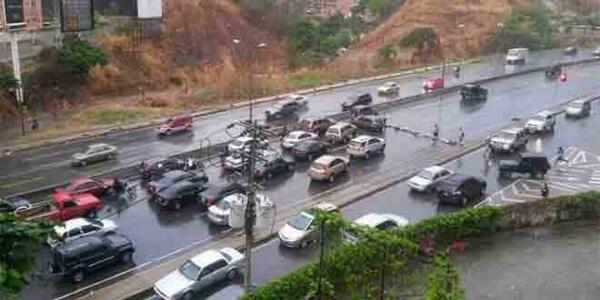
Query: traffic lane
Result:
<box><xmin>0</xmin><ymin>49</ymin><xmax>584</xmax><ymax>196</ymax></box>
<box><xmin>385</xmin><ymin>61</ymin><xmax>600</xmax><ymax>140</ymax></box>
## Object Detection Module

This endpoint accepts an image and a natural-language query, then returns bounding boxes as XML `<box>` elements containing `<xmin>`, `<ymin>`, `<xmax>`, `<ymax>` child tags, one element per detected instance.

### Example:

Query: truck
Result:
<box><xmin>15</xmin><ymin>191</ymin><xmax>102</xmax><ymax>222</ymax></box>
<box><xmin>498</xmin><ymin>153</ymin><xmax>551</xmax><ymax>178</ymax></box>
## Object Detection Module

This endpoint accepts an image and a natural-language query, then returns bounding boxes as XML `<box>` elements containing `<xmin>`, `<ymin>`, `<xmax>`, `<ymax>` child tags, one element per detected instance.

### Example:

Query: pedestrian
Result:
<box><xmin>555</xmin><ymin>146</ymin><xmax>568</xmax><ymax>165</ymax></box>
<box><xmin>432</xmin><ymin>123</ymin><xmax>439</xmax><ymax>144</ymax></box>
<box><xmin>31</xmin><ymin>119</ymin><xmax>39</xmax><ymax>131</ymax></box>
<box><xmin>541</xmin><ymin>181</ymin><xmax>549</xmax><ymax>198</ymax></box>
<box><xmin>458</xmin><ymin>127</ymin><xmax>465</xmax><ymax>146</ymax></box>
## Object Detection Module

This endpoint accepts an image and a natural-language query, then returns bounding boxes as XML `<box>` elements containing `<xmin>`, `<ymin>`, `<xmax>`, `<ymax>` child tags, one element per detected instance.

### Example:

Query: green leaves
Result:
<box><xmin>424</xmin><ymin>254</ymin><xmax>463</xmax><ymax>300</ymax></box>
<box><xmin>0</xmin><ymin>214</ymin><xmax>54</xmax><ymax>298</ymax></box>
<box><xmin>59</xmin><ymin>39</ymin><xmax>108</xmax><ymax>76</ymax></box>
<box><xmin>487</xmin><ymin>7</ymin><xmax>555</xmax><ymax>52</ymax></box>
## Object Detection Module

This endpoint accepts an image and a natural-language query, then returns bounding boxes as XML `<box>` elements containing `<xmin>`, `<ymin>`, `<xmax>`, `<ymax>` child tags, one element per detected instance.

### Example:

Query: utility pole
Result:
<box><xmin>244</xmin><ymin>119</ymin><xmax>257</xmax><ymax>293</ymax></box>
<box><xmin>316</xmin><ymin>219</ymin><xmax>326</xmax><ymax>299</ymax></box>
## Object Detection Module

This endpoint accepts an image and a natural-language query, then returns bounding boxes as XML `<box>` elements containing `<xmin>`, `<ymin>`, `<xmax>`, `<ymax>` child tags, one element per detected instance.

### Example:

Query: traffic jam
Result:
<box><xmin>4</xmin><ymin>46</ymin><xmax>595</xmax><ymax>299</ymax></box>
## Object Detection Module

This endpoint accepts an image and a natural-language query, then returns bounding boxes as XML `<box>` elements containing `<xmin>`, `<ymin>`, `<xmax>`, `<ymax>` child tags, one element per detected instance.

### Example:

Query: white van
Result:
<box><xmin>505</xmin><ymin>48</ymin><xmax>529</xmax><ymax>64</ymax></box>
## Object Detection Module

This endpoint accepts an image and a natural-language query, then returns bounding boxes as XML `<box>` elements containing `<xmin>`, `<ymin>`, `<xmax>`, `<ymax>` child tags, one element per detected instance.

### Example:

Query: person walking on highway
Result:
<box><xmin>432</xmin><ymin>123</ymin><xmax>440</xmax><ymax>144</ymax></box>
<box><xmin>555</xmin><ymin>146</ymin><xmax>568</xmax><ymax>165</ymax></box>
<box><xmin>458</xmin><ymin>127</ymin><xmax>465</xmax><ymax>146</ymax></box>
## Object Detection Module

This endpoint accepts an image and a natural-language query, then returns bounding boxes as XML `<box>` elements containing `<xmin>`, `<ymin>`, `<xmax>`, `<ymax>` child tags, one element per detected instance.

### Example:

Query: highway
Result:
<box><xmin>14</xmin><ymin>50</ymin><xmax>600</xmax><ymax>300</ymax></box>
<box><xmin>0</xmin><ymin>49</ymin><xmax>591</xmax><ymax>197</ymax></box>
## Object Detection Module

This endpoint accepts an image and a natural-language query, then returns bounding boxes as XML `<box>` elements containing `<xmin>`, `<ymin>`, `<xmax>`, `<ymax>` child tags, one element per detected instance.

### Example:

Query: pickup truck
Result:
<box><xmin>15</xmin><ymin>191</ymin><xmax>102</xmax><ymax>222</ymax></box>
<box><xmin>56</xmin><ymin>177</ymin><xmax>116</xmax><ymax>197</ymax></box>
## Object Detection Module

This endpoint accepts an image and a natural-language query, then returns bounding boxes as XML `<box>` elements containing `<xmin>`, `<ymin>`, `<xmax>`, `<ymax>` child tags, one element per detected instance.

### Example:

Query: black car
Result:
<box><xmin>437</xmin><ymin>174</ymin><xmax>486</xmax><ymax>207</ymax></box>
<box><xmin>0</xmin><ymin>197</ymin><xmax>31</xmax><ymax>213</ymax></box>
<box><xmin>341</xmin><ymin>93</ymin><xmax>373</xmax><ymax>111</ymax></box>
<box><xmin>292</xmin><ymin>140</ymin><xmax>330</xmax><ymax>161</ymax></box>
<box><xmin>545</xmin><ymin>65</ymin><xmax>562</xmax><ymax>79</ymax></box>
<box><xmin>50</xmin><ymin>233</ymin><xmax>135</xmax><ymax>283</ymax></box>
<box><xmin>255</xmin><ymin>157</ymin><xmax>295</xmax><ymax>180</ymax></box>
<box><xmin>156</xmin><ymin>180</ymin><xmax>206</xmax><ymax>210</ymax></box>
<box><xmin>140</xmin><ymin>158</ymin><xmax>188</xmax><ymax>181</ymax></box>
<box><xmin>352</xmin><ymin>115</ymin><xmax>386</xmax><ymax>132</ymax></box>
<box><xmin>498</xmin><ymin>153</ymin><xmax>551</xmax><ymax>178</ymax></box>
<box><xmin>147</xmin><ymin>170</ymin><xmax>208</xmax><ymax>196</ymax></box>
<box><xmin>563</xmin><ymin>46</ymin><xmax>578</xmax><ymax>56</ymax></box>
<box><xmin>199</xmin><ymin>182</ymin><xmax>245</xmax><ymax>207</ymax></box>
<box><xmin>265</xmin><ymin>99</ymin><xmax>307</xmax><ymax>120</ymax></box>
<box><xmin>459</xmin><ymin>84</ymin><xmax>488</xmax><ymax>101</ymax></box>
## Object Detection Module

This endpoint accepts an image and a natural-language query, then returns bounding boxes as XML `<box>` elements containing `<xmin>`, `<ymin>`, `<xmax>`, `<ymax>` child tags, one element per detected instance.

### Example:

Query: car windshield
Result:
<box><xmin>84</xmin><ymin>218</ymin><xmax>103</xmax><ymax>227</ymax></box>
<box><xmin>417</xmin><ymin>170</ymin><xmax>436</xmax><ymax>180</ymax></box>
<box><xmin>231</xmin><ymin>139</ymin><xmax>245</xmax><ymax>147</ymax></box>
<box><xmin>326</xmin><ymin>127</ymin><xmax>338</xmax><ymax>134</ymax></box>
<box><xmin>288</xmin><ymin>132</ymin><xmax>302</xmax><ymax>139</ymax></box>
<box><xmin>531</xmin><ymin>115</ymin><xmax>546</xmax><ymax>122</ymax></box>
<box><xmin>295</xmin><ymin>141</ymin><xmax>314</xmax><ymax>151</ymax></box>
<box><xmin>215</xmin><ymin>199</ymin><xmax>231</xmax><ymax>210</ymax></box>
<box><xmin>496</xmin><ymin>132</ymin><xmax>516</xmax><ymax>140</ymax></box>
<box><xmin>273</xmin><ymin>103</ymin><xmax>284</xmax><ymax>109</ymax></box>
<box><xmin>179</xmin><ymin>260</ymin><xmax>201</xmax><ymax>280</ymax></box>
<box><xmin>311</xmin><ymin>162</ymin><xmax>326</xmax><ymax>171</ymax></box>
<box><xmin>287</xmin><ymin>214</ymin><xmax>313</xmax><ymax>231</ymax></box>
<box><xmin>508</xmin><ymin>49</ymin><xmax>520</xmax><ymax>55</ymax></box>
<box><xmin>349</xmin><ymin>141</ymin><xmax>366</xmax><ymax>148</ymax></box>
<box><xmin>569</xmin><ymin>102</ymin><xmax>583</xmax><ymax>108</ymax></box>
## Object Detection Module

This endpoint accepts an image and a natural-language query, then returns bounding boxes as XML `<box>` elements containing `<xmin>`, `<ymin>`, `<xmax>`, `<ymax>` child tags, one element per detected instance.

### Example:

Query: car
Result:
<box><xmin>49</xmin><ymin>233</ymin><xmax>135</xmax><ymax>283</ymax></box>
<box><xmin>378</xmin><ymin>82</ymin><xmax>399</xmax><ymax>95</ymax></box>
<box><xmin>72</xmin><ymin>143</ymin><xmax>118</xmax><ymax>166</ymax></box>
<box><xmin>342</xmin><ymin>213</ymin><xmax>409</xmax><ymax>243</ymax></box>
<box><xmin>563</xmin><ymin>46</ymin><xmax>578</xmax><ymax>56</ymax></box>
<box><xmin>347</xmin><ymin>135</ymin><xmax>385</xmax><ymax>160</ymax></box>
<box><xmin>158</xmin><ymin>115</ymin><xmax>193</xmax><ymax>136</ymax></box>
<box><xmin>505</xmin><ymin>48</ymin><xmax>529</xmax><ymax>64</ymax></box>
<box><xmin>488</xmin><ymin>127</ymin><xmax>528</xmax><ymax>153</ymax></box>
<box><xmin>292</xmin><ymin>140</ymin><xmax>330</xmax><ymax>161</ymax></box>
<box><xmin>278</xmin><ymin>202</ymin><xmax>339</xmax><ymax>248</ymax></box>
<box><xmin>140</xmin><ymin>158</ymin><xmax>190</xmax><ymax>181</ymax></box>
<box><xmin>408</xmin><ymin>166</ymin><xmax>453</xmax><ymax>192</ymax></box>
<box><xmin>592</xmin><ymin>46</ymin><xmax>600</xmax><ymax>57</ymax></box>
<box><xmin>352</xmin><ymin>115</ymin><xmax>386</xmax><ymax>132</ymax></box>
<box><xmin>148</xmin><ymin>170</ymin><xmax>208</xmax><ymax>196</ymax></box>
<box><xmin>349</xmin><ymin>105</ymin><xmax>378</xmax><ymax>118</ymax></box>
<box><xmin>0</xmin><ymin>197</ymin><xmax>31</xmax><ymax>213</ymax></box>
<box><xmin>227</xmin><ymin>136</ymin><xmax>268</xmax><ymax>153</ymax></box>
<box><xmin>422</xmin><ymin>77</ymin><xmax>444</xmax><ymax>91</ymax></box>
<box><xmin>545</xmin><ymin>65</ymin><xmax>562</xmax><ymax>79</ymax></box>
<box><xmin>222</xmin><ymin>152</ymin><xmax>246</xmax><ymax>171</ymax></box>
<box><xmin>156</xmin><ymin>180</ymin><xmax>207</xmax><ymax>210</ymax></box>
<box><xmin>324</xmin><ymin>122</ymin><xmax>358</xmax><ymax>144</ymax></box>
<box><xmin>296</xmin><ymin>117</ymin><xmax>335</xmax><ymax>136</ymax></box>
<box><xmin>281</xmin><ymin>131</ymin><xmax>318</xmax><ymax>150</ymax></box>
<box><xmin>459</xmin><ymin>84</ymin><xmax>488</xmax><ymax>101</ymax></box>
<box><xmin>154</xmin><ymin>247</ymin><xmax>244</xmax><ymax>300</ymax></box>
<box><xmin>264</xmin><ymin>96</ymin><xmax>307</xmax><ymax>120</ymax></box>
<box><xmin>58</xmin><ymin>177</ymin><xmax>116</xmax><ymax>197</ymax></box>
<box><xmin>437</xmin><ymin>174</ymin><xmax>486</xmax><ymax>207</ymax></box>
<box><xmin>525</xmin><ymin>111</ymin><xmax>556</xmax><ymax>133</ymax></box>
<box><xmin>16</xmin><ymin>191</ymin><xmax>102</xmax><ymax>222</ymax></box>
<box><xmin>255</xmin><ymin>156</ymin><xmax>294</xmax><ymax>180</ymax></box>
<box><xmin>341</xmin><ymin>93</ymin><xmax>373</xmax><ymax>111</ymax></box>
<box><xmin>565</xmin><ymin>99</ymin><xmax>591</xmax><ymax>118</ymax></box>
<box><xmin>199</xmin><ymin>182</ymin><xmax>245</xmax><ymax>207</ymax></box>
<box><xmin>498</xmin><ymin>153</ymin><xmax>551</xmax><ymax>178</ymax></box>
<box><xmin>308</xmin><ymin>155</ymin><xmax>349</xmax><ymax>182</ymax></box>
<box><xmin>207</xmin><ymin>193</ymin><xmax>270</xmax><ymax>226</ymax></box>
<box><xmin>48</xmin><ymin>217</ymin><xmax>118</xmax><ymax>247</ymax></box>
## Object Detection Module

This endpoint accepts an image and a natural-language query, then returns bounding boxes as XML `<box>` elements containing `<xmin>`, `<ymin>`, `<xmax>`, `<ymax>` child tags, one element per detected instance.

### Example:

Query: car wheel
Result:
<box><xmin>86</xmin><ymin>209</ymin><xmax>98</xmax><ymax>219</ymax></box>
<box><xmin>328</xmin><ymin>174</ymin><xmax>335</xmax><ymax>183</ymax></box>
<box><xmin>73</xmin><ymin>270</ymin><xmax>84</xmax><ymax>283</ymax></box>
<box><xmin>166</xmin><ymin>129</ymin><xmax>171</xmax><ymax>136</ymax></box>
<box><xmin>227</xmin><ymin>269</ymin><xmax>238</xmax><ymax>280</ymax></box>
<box><xmin>121</xmin><ymin>251</ymin><xmax>134</xmax><ymax>264</ymax></box>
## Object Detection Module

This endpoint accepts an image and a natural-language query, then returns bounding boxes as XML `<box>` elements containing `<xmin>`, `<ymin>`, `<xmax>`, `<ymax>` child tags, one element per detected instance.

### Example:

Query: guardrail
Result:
<box><xmin>5</xmin><ymin>57</ymin><xmax>599</xmax><ymax>203</ymax></box>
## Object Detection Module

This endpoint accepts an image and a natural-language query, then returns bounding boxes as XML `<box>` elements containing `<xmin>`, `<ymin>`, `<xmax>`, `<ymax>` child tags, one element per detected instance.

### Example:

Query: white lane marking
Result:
<box><xmin>549</xmin><ymin>182</ymin><xmax>584</xmax><ymax>193</ymax></box>
<box><xmin>502</xmin><ymin>197</ymin><xmax>526</xmax><ymax>203</ymax></box>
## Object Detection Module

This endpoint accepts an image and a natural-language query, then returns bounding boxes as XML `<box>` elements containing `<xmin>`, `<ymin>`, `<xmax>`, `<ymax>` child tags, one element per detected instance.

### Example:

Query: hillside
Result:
<box><xmin>335</xmin><ymin>0</ymin><xmax>536</xmax><ymax>74</ymax></box>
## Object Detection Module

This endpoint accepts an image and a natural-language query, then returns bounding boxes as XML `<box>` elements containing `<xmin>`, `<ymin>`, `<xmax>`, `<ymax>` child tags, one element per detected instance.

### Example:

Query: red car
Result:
<box><xmin>16</xmin><ymin>191</ymin><xmax>102</xmax><ymax>221</ymax></box>
<box><xmin>423</xmin><ymin>77</ymin><xmax>444</xmax><ymax>91</ymax></box>
<box><xmin>57</xmin><ymin>178</ymin><xmax>115</xmax><ymax>197</ymax></box>
<box><xmin>158</xmin><ymin>115</ymin><xmax>193</xmax><ymax>136</ymax></box>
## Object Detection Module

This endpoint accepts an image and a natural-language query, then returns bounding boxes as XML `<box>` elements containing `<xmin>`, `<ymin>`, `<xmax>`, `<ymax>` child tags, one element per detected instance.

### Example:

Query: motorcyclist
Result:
<box><xmin>113</xmin><ymin>177</ymin><xmax>125</xmax><ymax>194</ymax></box>
<box><xmin>541</xmin><ymin>181</ymin><xmax>549</xmax><ymax>198</ymax></box>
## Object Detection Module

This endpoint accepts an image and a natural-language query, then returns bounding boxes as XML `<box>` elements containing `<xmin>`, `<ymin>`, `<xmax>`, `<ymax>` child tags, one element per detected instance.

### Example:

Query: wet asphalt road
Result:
<box><xmin>18</xmin><ymin>52</ymin><xmax>600</xmax><ymax>299</ymax></box>
<box><xmin>0</xmin><ymin>49</ymin><xmax>592</xmax><ymax>197</ymax></box>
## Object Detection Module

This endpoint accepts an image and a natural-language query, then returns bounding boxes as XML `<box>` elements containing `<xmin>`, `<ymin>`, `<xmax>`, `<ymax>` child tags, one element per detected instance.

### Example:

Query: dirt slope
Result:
<box><xmin>335</xmin><ymin>0</ymin><xmax>536</xmax><ymax>74</ymax></box>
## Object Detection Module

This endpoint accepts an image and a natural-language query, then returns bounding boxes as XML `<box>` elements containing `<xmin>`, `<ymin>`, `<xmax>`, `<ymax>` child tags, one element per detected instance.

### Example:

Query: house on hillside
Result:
<box><xmin>305</xmin><ymin>0</ymin><xmax>358</xmax><ymax>18</ymax></box>
<box><xmin>0</xmin><ymin>0</ymin><xmax>44</xmax><ymax>30</ymax></box>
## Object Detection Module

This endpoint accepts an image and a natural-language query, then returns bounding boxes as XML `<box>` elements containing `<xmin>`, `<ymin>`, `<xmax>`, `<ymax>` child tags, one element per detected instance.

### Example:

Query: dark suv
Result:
<box><xmin>498</xmin><ymin>153</ymin><xmax>551</xmax><ymax>178</ymax></box>
<box><xmin>156</xmin><ymin>180</ymin><xmax>206</xmax><ymax>210</ymax></box>
<box><xmin>50</xmin><ymin>233</ymin><xmax>135</xmax><ymax>282</ymax></box>
<box><xmin>352</xmin><ymin>115</ymin><xmax>386</xmax><ymax>132</ymax></box>
<box><xmin>199</xmin><ymin>182</ymin><xmax>245</xmax><ymax>207</ymax></box>
<box><xmin>437</xmin><ymin>174</ymin><xmax>486</xmax><ymax>207</ymax></box>
<box><xmin>148</xmin><ymin>170</ymin><xmax>208</xmax><ymax>196</ymax></box>
<box><xmin>341</xmin><ymin>93</ymin><xmax>372</xmax><ymax>111</ymax></box>
<box><xmin>255</xmin><ymin>157</ymin><xmax>295</xmax><ymax>180</ymax></box>
<box><xmin>140</xmin><ymin>158</ymin><xmax>188</xmax><ymax>181</ymax></box>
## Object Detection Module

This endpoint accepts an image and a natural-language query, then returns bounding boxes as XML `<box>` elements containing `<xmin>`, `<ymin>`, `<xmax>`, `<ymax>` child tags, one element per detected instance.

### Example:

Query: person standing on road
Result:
<box><xmin>555</xmin><ymin>146</ymin><xmax>568</xmax><ymax>165</ymax></box>
<box><xmin>432</xmin><ymin>123</ymin><xmax>439</xmax><ymax>144</ymax></box>
<box><xmin>458</xmin><ymin>127</ymin><xmax>465</xmax><ymax>146</ymax></box>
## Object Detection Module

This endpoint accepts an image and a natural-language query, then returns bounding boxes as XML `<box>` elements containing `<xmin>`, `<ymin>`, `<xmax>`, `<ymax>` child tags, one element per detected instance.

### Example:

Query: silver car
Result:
<box><xmin>72</xmin><ymin>143</ymin><xmax>118</xmax><ymax>166</ymax></box>
<box><xmin>343</xmin><ymin>213</ymin><xmax>409</xmax><ymax>243</ymax></box>
<box><xmin>278</xmin><ymin>202</ymin><xmax>339</xmax><ymax>248</ymax></box>
<box><xmin>307</xmin><ymin>155</ymin><xmax>349</xmax><ymax>182</ymax></box>
<box><xmin>154</xmin><ymin>247</ymin><xmax>244</xmax><ymax>300</ymax></box>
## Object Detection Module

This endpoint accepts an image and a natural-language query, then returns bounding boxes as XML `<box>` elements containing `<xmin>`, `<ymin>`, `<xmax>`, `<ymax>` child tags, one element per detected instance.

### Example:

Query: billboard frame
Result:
<box><xmin>60</xmin><ymin>0</ymin><xmax>95</xmax><ymax>33</ymax></box>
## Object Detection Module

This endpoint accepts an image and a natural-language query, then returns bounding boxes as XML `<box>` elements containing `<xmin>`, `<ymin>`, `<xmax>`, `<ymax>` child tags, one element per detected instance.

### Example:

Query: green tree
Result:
<box><xmin>0</xmin><ymin>214</ymin><xmax>54</xmax><ymax>298</ymax></box>
<box><xmin>487</xmin><ymin>7</ymin><xmax>555</xmax><ymax>52</ymax></box>
<box><xmin>59</xmin><ymin>39</ymin><xmax>107</xmax><ymax>76</ymax></box>
<box><xmin>424</xmin><ymin>255</ymin><xmax>464</xmax><ymax>300</ymax></box>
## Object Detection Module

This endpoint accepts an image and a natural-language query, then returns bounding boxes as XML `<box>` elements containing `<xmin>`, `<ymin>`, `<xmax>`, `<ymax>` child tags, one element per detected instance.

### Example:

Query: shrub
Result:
<box><xmin>399</xmin><ymin>27</ymin><xmax>439</xmax><ymax>49</ymax></box>
<box><xmin>486</xmin><ymin>7</ymin><xmax>555</xmax><ymax>52</ymax></box>
<box><xmin>59</xmin><ymin>39</ymin><xmax>108</xmax><ymax>76</ymax></box>
<box><xmin>424</xmin><ymin>255</ymin><xmax>463</xmax><ymax>300</ymax></box>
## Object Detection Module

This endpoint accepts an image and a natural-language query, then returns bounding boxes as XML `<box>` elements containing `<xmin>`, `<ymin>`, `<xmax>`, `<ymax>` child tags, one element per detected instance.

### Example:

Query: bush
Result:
<box><xmin>399</xmin><ymin>27</ymin><xmax>438</xmax><ymax>49</ymax></box>
<box><xmin>59</xmin><ymin>39</ymin><xmax>108</xmax><ymax>76</ymax></box>
<box><xmin>486</xmin><ymin>7</ymin><xmax>555</xmax><ymax>52</ymax></box>
<box><xmin>424</xmin><ymin>255</ymin><xmax>463</xmax><ymax>300</ymax></box>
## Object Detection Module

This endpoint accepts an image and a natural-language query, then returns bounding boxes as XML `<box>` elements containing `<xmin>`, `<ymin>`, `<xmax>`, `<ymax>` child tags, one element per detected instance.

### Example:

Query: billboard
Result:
<box><xmin>137</xmin><ymin>0</ymin><xmax>162</xmax><ymax>19</ymax></box>
<box><xmin>61</xmin><ymin>0</ymin><xmax>94</xmax><ymax>32</ymax></box>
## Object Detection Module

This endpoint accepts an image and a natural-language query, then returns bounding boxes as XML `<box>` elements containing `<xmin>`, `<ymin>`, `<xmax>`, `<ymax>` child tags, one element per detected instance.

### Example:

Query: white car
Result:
<box><xmin>278</xmin><ymin>202</ymin><xmax>339</xmax><ymax>248</ymax></box>
<box><xmin>347</xmin><ymin>135</ymin><xmax>385</xmax><ymax>159</ymax></box>
<box><xmin>505</xmin><ymin>48</ymin><xmax>529</xmax><ymax>64</ymax></box>
<box><xmin>48</xmin><ymin>217</ymin><xmax>118</xmax><ymax>247</ymax></box>
<box><xmin>565</xmin><ymin>99</ymin><xmax>591</xmax><ymax>118</ymax></box>
<box><xmin>154</xmin><ymin>247</ymin><xmax>244</xmax><ymax>300</ymax></box>
<box><xmin>207</xmin><ymin>193</ymin><xmax>270</xmax><ymax>226</ymax></box>
<box><xmin>308</xmin><ymin>155</ymin><xmax>350</xmax><ymax>182</ymax></box>
<box><xmin>227</xmin><ymin>136</ymin><xmax>267</xmax><ymax>153</ymax></box>
<box><xmin>223</xmin><ymin>152</ymin><xmax>245</xmax><ymax>171</ymax></box>
<box><xmin>281</xmin><ymin>131</ymin><xmax>318</xmax><ymax>150</ymax></box>
<box><xmin>488</xmin><ymin>127</ymin><xmax>527</xmax><ymax>153</ymax></box>
<box><xmin>525</xmin><ymin>111</ymin><xmax>556</xmax><ymax>133</ymax></box>
<box><xmin>408</xmin><ymin>166</ymin><xmax>453</xmax><ymax>192</ymax></box>
<box><xmin>343</xmin><ymin>213</ymin><xmax>409</xmax><ymax>243</ymax></box>
<box><xmin>378</xmin><ymin>82</ymin><xmax>399</xmax><ymax>94</ymax></box>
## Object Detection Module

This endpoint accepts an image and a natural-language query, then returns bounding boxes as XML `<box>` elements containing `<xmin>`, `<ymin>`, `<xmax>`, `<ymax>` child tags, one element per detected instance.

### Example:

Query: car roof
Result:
<box><xmin>502</xmin><ymin>127</ymin><xmax>524</xmax><ymax>134</ymax></box>
<box><xmin>314</xmin><ymin>155</ymin><xmax>343</xmax><ymax>164</ymax></box>
<box><xmin>571</xmin><ymin>98</ymin><xmax>589</xmax><ymax>104</ymax></box>
<box><xmin>423</xmin><ymin>166</ymin><xmax>447</xmax><ymax>174</ymax></box>
<box><xmin>55</xmin><ymin>235</ymin><xmax>104</xmax><ymax>255</ymax></box>
<box><xmin>521</xmin><ymin>152</ymin><xmax>548</xmax><ymax>159</ymax></box>
<box><xmin>191</xmin><ymin>249</ymin><xmax>225</xmax><ymax>267</ymax></box>
<box><xmin>353</xmin><ymin>213</ymin><xmax>408</xmax><ymax>228</ymax></box>
<box><xmin>330</xmin><ymin>122</ymin><xmax>351</xmax><ymax>129</ymax></box>
<box><xmin>162</xmin><ymin>170</ymin><xmax>189</xmax><ymax>178</ymax></box>
<box><xmin>236</xmin><ymin>136</ymin><xmax>254</xmax><ymax>142</ymax></box>
<box><xmin>89</xmin><ymin>143</ymin><xmax>110</xmax><ymax>148</ymax></box>
<box><xmin>62</xmin><ymin>218</ymin><xmax>91</xmax><ymax>230</ymax></box>
<box><xmin>442</xmin><ymin>173</ymin><xmax>473</xmax><ymax>184</ymax></box>
<box><xmin>288</xmin><ymin>130</ymin><xmax>309</xmax><ymax>137</ymax></box>
<box><xmin>351</xmin><ymin>135</ymin><xmax>378</xmax><ymax>143</ymax></box>
<box><xmin>69</xmin><ymin>178</ymin><xmax>96</xmax><ymax>186</ymax></box>
<box><xmin>309</xmin><ymin>202</ymin><xmax>338</xmax><ymax>213</ymax></box>
<box><xmin>535</xmin><ymin>110</ymin><xmax>553</xmax><ymax>117</ymax></box>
